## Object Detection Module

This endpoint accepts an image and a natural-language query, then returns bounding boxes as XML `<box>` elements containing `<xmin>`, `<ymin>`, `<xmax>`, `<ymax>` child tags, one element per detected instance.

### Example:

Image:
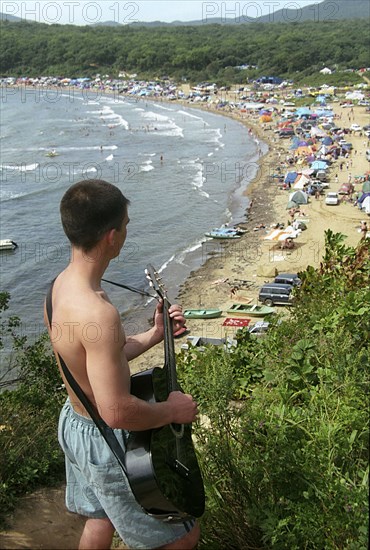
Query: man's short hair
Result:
<box><xmin>60</xmin><ymin>179</ymin><xmax>130</xmax><ymax>251</ymax></box>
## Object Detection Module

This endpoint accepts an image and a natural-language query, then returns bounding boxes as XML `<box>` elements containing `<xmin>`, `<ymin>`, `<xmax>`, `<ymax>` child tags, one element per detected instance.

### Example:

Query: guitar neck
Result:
<box><xmin>162</xmin><ymin>296</ymin><xmax>179</xmax><ymax>393</ymax></box>
<box><xmin>146</xmin><ymin>264</ymin><xmax>180</xmax><ymax>395</ymax></box>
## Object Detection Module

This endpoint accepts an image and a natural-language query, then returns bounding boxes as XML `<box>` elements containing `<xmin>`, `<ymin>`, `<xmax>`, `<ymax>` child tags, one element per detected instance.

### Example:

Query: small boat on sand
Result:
<box><xmin>227</xmin><ymin>303</ymin><xmax>275</xmax><ymax>316</ymax></box>
<box><xmin>184</xmin><ymin>309</ymin><xmax>222</xmax><ymax>319</ymax></box>
<box><xmin>0</xmin><ymin>239</ymin><xmax>18</xmax><ymax>251</ymax></box>
<box><xmin>205</xmin><ymin>228</ymin><xmax>241</xmax><ymax>239</ymax></box>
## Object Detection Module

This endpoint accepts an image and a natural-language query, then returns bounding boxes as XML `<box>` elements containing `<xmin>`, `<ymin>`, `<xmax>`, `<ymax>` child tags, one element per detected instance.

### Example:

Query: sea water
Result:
<box><xmin>0</xmin><ymin>86</ymin><xmax>266</xmax><ymax>364</ymax></box>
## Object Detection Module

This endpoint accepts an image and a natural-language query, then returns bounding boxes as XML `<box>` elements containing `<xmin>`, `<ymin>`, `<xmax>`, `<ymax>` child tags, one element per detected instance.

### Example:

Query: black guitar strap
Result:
<box><xmin>45</xmin><ymin>281</ymin><xmax>129</xmax><ymax>476</ymax></box>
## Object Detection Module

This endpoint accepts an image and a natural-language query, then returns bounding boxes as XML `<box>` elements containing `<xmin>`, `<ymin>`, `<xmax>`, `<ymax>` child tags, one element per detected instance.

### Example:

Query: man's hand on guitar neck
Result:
<box><xmin>153</xmin><ymin>300</ymin><xmax>186</xmax><ymax>339</ymax></box>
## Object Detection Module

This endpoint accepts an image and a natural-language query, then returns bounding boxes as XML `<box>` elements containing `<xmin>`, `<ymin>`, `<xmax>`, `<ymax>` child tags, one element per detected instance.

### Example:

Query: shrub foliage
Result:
<box><xmin>177</xmin><ymin>233</ymin><xmax>369</xmax><ymax>549</ymax></box>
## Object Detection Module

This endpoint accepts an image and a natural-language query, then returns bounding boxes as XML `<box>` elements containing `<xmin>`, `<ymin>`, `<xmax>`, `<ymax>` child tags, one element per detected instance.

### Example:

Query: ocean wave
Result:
<box><xmin>141</xmin><ymin>111</ymin><xmax>169</xmax><ymax>122</ymax></box>
<box><xmin>139</xmin><ymin>160</ymin><xmax>154</xmax><ymax>172</ymax></box>
<box><xmin>175</xmin><ymin>239</ymin><xmax>204</xmax><ymax>265</ymax></box>
<box><xmin>177</xmin><ymin>110</ymin><xmax>206</xmax><ymax>123</ymax></box>
<box><xmin>0</xmin><ymin>162</ymin><xmax>39</xmax><ymax>172</ymax></box>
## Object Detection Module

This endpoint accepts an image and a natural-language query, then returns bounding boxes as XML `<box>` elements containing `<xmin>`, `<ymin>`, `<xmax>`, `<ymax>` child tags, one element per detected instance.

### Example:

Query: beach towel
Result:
<box><xmin>222</xmin><ymin>318</ymin><xmax>251</xmax><ymax>327</ymax></box>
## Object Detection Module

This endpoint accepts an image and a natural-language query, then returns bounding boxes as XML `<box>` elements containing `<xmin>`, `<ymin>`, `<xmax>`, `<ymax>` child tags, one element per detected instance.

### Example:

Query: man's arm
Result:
<box><xmin>124</xmin><ymin>300</ymin><xmax>185</xmax><ymax>361</ymax></box>
<box><xmin>85</xmin><ymin>302</ymin><xmax>195</xmax><ymax>430</ymax></box>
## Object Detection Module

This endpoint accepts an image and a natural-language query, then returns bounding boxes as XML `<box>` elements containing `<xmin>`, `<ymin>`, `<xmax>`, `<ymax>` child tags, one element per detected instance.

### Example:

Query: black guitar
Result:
<box><xmin>125</xmin><ymin>264</ymin><xmax>205</xmax><ymax>521</ymax></box>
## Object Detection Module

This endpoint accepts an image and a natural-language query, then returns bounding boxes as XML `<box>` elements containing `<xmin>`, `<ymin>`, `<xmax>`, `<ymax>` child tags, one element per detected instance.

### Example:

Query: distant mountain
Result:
<box><xmin>129</xmin><ymin>0</ymin><xmax>370</xmax><ymax>26</ymax></box>
<box><xmin>0</xmin><ymin>13</ymin><xmax>24</xmax><ymax>22</ymax></box>
<box><xmin>1</xmin><ymin>0</ymin><xmax>369</xmax><ymax>27</ymax></box>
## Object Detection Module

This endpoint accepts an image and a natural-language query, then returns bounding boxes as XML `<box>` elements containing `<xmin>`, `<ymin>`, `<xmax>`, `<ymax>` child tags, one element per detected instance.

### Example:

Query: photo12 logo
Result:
<box><xmin>1</xmin><ymin>2</ymin><xmax>141</xmax><ymax>25</ymax></box>
<box><xmin>201</xmin><ymin>1</ymin><xmax>340</xmax><ymax>24</ymax></box>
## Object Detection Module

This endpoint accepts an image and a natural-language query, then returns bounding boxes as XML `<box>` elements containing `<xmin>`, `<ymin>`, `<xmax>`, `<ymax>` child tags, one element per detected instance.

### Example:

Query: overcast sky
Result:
<box><xmin>2</xmin><ymin>1</ymin><xmax>323</xmax><ymax>25</ymax></box>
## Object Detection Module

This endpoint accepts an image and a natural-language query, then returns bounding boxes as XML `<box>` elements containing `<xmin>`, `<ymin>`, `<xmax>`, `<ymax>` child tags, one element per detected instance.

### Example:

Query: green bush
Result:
<box><xmin>0</xmin><ymin>295</ymin><xmax>65</xmax><ymax>527</ymax></box>
<box><xmin>177</xmin><ymin>234</ymin><xmax>369</xmax><ymax>549</ymax></box>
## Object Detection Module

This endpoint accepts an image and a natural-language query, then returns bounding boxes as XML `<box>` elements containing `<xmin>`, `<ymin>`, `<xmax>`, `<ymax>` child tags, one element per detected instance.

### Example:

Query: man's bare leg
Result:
<box><xmin>79</xmin><ymin>517</ymin><xmax>115</xmax><ymax>550</ymax></box>
<box><xmin>159</xmin><ymin>522</ymin><xmax>200</xmax><ymax>549</ymax></box>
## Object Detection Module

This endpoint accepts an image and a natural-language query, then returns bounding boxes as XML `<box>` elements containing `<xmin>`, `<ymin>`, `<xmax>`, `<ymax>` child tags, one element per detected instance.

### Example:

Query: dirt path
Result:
<box><xmin>0</xmin><ymin>486</ymin><xmax>85</xmax><ymax>549</ymax></box>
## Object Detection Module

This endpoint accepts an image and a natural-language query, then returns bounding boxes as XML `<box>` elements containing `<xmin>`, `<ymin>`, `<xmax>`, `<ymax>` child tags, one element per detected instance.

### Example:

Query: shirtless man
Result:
<box><xmin>45</xmin><ymin>179</ymin><xmax>200</xmax><ymax>550</ymax></box>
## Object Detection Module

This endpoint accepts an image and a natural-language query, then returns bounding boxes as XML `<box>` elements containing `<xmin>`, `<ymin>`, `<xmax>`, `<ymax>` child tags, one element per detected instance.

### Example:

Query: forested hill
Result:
<box><xmin>0</xmin><ymin>18</ymin><xmax>369</xmax><ymax>82</ymax></box>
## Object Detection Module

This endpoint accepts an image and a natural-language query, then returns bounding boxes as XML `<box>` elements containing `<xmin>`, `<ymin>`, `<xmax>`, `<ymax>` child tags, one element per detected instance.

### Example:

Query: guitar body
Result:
<box><xmin>126</xmin><ymin>367</ymin><xmax>205</xmax><ymax>520</ymax></box>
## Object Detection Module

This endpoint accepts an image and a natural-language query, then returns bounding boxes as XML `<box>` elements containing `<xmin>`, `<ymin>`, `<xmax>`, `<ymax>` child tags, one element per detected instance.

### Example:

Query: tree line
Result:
<box><xmin>0</xmin><ymin>19</ymin><xmax>369</xmax><ymax>84</ymax></box>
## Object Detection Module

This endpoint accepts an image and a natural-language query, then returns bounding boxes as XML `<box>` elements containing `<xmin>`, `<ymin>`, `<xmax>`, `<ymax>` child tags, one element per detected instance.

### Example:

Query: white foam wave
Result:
<box><xmin>0</xmin><ymin>190</ymin><xmax>26</xmax><ymax>201</ymax></box>
<box><xmin>157</xmin><ymin>254</ymin><xmax>175</xmax><ymax>273</ymax></box>
<box><xmin>0</xmin><ymin>163</ymin><xmax>39</xmax><ymax>172</ymax></box>
<box><xmin>105</xmin><ymin>154</ymin><xmax>114</xmax><ymax>161</ymax></box>
<box><xmin>175</xmin><ymin>239</ymin><xmax>204</xmax><ymax>265</ymax></box>
<box><xmin>177</xmin><ymin>110</ymin><xmax>205</xmax><ymax>122</ymax></box>
<box><xmin>140</xmin><ymin>161</ymin><xmax>154</xmax><ymax>172</ymax></box>
<box><xmin>141</xmin><ymin>111</ymin><xmax>169</xmax><ymax>122</ymax></box>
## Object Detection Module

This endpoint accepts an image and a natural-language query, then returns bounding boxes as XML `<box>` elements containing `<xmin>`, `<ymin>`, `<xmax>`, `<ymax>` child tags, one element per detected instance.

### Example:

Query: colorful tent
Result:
<box><xmin>289</xmin><ymin>190</ymin><xmax>309</xmax><ymax>205</ymax></box>
<box><xmin>285</xmin><ymin>172</ymin><xmax>298</xmax><ymax>184</ymax></box>
<box><xmin>362</xmin><ymin>181</ymin><xmax>370</xmax><ymax>193</ymax></box>
<box><xmin>310</xmin><ymin>160</ymin><xmax>329</xmax><ymax>171</ymax></box>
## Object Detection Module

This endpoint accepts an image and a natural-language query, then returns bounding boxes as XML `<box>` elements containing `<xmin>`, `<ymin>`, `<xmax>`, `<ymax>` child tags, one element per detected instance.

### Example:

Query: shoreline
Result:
<box><xmin>129</xmin><ymin>95</ymin><xmax>369</xmax><ymax>372</ymax></box>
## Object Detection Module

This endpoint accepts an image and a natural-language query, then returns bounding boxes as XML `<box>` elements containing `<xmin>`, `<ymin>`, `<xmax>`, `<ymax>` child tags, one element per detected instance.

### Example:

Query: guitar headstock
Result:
<box><xmin>145</xmin><ymin>264</ymin><xmax>168</xmax><ymax>303</ymax></box>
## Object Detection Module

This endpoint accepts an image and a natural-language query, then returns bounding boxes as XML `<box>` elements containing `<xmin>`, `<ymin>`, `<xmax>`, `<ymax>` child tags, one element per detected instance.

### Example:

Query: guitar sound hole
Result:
<box><xmin>170</xmin><ymin>423</ymin><xmax>184</xmax><ymax>437</ymax></box>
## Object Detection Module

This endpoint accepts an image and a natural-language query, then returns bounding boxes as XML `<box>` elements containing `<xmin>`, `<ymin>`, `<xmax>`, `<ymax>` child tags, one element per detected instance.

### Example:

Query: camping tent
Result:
<box><xmin>360</xmin><ymin>196</ymin><xmax>370</xmax><ymax>214</ymax></box>
<box><xmin>358</xmin><ymin>192</ymin><xmax>370</xmax><ymax>205</ymax></box>
<box><xmin>293</xmin><ymin>174</ymin><xmax>310</xmax><ymax>189</ymax></box>
<box><xmin>339</xmin><ymin>183</ymin><xmax>354</xmax><ymax>195</ymax></box>
<box><xmin>310</xmin><ymin>160</ymin><xmax>329</xmax><ymax>171</ymax></box>
<box><xmin>322</xmin><ymin>136</ymin><xmax>333</xmax><ymax>145</ymax></box>
<box><xmin>284</xmin><ymin>172</ymin><xmax>298</xmax><ymax>184</ymax></box>
<box><xmin>289</xmin><ymin>190</ymin><xmax>309</xmax><ymax>205</ymax></box>
<box><xmin>362</xmin><ymin>181</ymin><xmax>370</xmax><ymax>194</ymax></box>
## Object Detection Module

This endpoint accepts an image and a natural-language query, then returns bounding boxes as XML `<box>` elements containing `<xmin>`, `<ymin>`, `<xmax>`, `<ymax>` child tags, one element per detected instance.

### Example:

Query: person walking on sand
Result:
<box><xmin>360</xmin><ymin>220</ymin><xmax>368</xmax><ymax>240</ymax></box>
<box><xmin>44</xmin><ymin>179</ymin><xmax>200</xmax><ymax>550</ymax></box>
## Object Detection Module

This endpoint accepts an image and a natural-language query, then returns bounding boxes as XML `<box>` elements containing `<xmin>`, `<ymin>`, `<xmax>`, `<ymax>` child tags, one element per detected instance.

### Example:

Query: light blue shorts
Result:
<box><xmin>58</xmin><ymin>399</ymin><xmax>195</xmax><ymax>549</ymax></box>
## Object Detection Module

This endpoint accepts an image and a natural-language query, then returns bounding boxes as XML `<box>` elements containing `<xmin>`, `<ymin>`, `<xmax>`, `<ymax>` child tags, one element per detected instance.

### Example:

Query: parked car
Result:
<box><xmin>316</xmin><ymin>170</ymin><xmax>328</xmax><ymax>182</ymax></box>
<box><xmin>325</xmin><ymin>192</ymin><xmax>340</xmax><ymax>205</ymax></box>
<box><xmin>258</xmin><ymin>283</ymin><xmax>294</xmax><ymax>307</ymax></box>
<box><xmin>279</xmin><ymin>129</ymin><xmax>295</xmax><ymax>138</ymax></box>
<box><xmin>274</xmin><ymin>273</ymin><xmax>301</xmax><ymax>286</ymax></box>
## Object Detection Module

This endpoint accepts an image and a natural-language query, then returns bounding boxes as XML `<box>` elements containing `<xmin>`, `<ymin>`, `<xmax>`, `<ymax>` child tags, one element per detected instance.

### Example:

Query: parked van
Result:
<box><xmin>258</xmin><ymin>283</ymin><xmax>294</xmax><ymax>306</ymax></box>
<box><xmin>274</xmin><ymin>273</ymin><xmax>301</xmax><ymax>286</ymax></box>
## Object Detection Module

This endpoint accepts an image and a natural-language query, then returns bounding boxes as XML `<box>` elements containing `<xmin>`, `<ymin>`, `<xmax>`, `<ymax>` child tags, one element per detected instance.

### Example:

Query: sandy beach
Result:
<box><xmin>129</xmin><ymin>96</ymin><xmax>370</xmax><ymax>372</ymax></box>
<box><xmin>1</xmin><ymin>91</ymin><xmax>369</xmax><ymax>549</ymax></box>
